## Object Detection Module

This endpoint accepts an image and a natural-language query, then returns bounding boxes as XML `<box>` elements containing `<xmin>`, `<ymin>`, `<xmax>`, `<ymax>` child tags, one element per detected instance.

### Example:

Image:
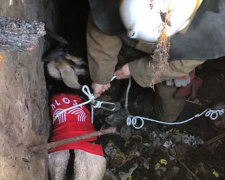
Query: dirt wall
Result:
<box><xmin>0</xmin><ymin>0</ymin><xmax>58</xmax><ymax>179</ymax></box>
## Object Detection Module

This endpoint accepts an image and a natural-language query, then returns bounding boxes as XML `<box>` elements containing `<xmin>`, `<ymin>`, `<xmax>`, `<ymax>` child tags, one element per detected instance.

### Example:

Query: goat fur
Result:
<box><xmin>44</xmin><ymin>48</ymin><xmax>106</xmax><ymax>180</ymax></box>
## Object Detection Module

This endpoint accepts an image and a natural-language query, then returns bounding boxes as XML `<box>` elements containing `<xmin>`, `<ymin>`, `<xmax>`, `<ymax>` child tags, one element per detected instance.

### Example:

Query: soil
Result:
<box><xmin>0</xmin><ymin>0</ymin><xmax>58</xmax><ymax>179</ymax></box>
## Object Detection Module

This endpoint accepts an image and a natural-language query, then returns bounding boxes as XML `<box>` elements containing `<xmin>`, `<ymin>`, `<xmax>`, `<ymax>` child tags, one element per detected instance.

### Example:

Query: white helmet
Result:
<box><xmin>120</xmin><ymin>0</ymin><xmax>203</xmax><ymax>43</ymax></box>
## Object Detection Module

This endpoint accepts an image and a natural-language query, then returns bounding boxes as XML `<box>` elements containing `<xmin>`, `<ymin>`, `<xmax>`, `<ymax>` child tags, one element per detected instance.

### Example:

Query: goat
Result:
<box><xmin>44</xmin><ymin>48</ymin><xmax>106</xmax><ymax>180</ymax></box>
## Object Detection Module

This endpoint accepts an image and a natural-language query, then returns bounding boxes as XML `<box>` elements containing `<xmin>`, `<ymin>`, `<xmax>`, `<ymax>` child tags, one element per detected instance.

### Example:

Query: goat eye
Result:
<box><xmin>67</xmin><ymin>60</ymin><xmax>76</xmax><ymax>66</ymax></box>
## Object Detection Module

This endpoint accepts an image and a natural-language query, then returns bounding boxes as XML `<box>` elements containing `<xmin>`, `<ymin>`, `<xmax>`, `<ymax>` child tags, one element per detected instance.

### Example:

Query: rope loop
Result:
<box><xmin>205</xmin><ymin>109</ymin><xmax>225</xmax><ymax>120</ymax></box>
<box><xmin>53</xmin><ymin>77</ymin><xmax>225</xmax><ymax>129</ymax></box>
<box><xmin>93</xmin><ymin>101</ymin><xmax>102</xmax><ymax>108</ymax></box>
<box><xmin>82</xmin><ymin>84</ymin><xmax>118</xmax><ymax>111</ymax></box>
<box><xmin>53</xmin><ymin>85</ymin><xmax>95</xmax><ymax>122</ymax></box>
<box><xmin>127</xmin><ymin>115</ymin><xmax>144</xmax><ymax>129</ymax></box>
<box><xmin>54</xmin><ymin>78</ymin><xmax>118</xmax><ymax>123</ymax></box>
<box><xmin>124</xmin><ymin>78</ymin><xmax>224</xmax><ymax>129</ymax></box>
<box><xmin>82</xmin><ymin>85</ymin><xmax>95</xmax><ymax>101</ymax></box>
<box><xmin>130</xmin><ymin>116</ymin><xmax>145</xmax><ymax>129</ymax></box>
<box><xmin>126</xmin><ymin>116</ymin><xmax>132</xmax><ymax>126</ymax></box>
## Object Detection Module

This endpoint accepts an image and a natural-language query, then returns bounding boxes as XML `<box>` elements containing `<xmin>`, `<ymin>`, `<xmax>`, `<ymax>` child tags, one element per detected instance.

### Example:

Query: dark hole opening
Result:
<box><xmin>56</xmin><ymin>0</ymin><xmax>89</xmax><ymax>51</ymax></box>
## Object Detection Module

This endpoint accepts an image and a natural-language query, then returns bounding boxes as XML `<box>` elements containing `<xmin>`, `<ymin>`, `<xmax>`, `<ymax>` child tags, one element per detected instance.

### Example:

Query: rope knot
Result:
<box><xmin>93</xmin><ymin>101</ymin><xmax>102</xmax><ymax>108</ymax></box>
<box><xmin>82</xmin><ymin>85</ymin><xmax>96</xmax><ymax>101</ymax></box>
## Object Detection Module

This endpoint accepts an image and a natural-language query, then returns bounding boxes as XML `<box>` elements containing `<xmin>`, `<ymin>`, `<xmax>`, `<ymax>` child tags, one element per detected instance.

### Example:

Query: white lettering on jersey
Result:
<box><xmin>62</xmin><ymin>97</ymin><xmax>70</xmax><ymax>104</ymax></box>
<box><xmin>53</xmin><ymin>108</ymin><xmax>66</xmax><ymax>124</ymax></box>
<box><xmin>68</xmin><ymin>106</ymin><xmax>86</xmax><ymax>122</ymax></box>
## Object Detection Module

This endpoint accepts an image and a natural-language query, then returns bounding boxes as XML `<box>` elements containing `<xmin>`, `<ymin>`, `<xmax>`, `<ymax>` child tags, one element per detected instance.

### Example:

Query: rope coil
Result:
<box><xmin>125</xmin><ymin>78</ymin><xmax>225</xmax><ymax>129</ymax></box>
<box><xmin>53</xmin><ymin>77</ymin><xmax>224</xmax><ymax>129</ymax></box>
<box><xmin>205</xmin><ymin>109</ymin><xmax>224</xmax><ymax>120</ymax></box>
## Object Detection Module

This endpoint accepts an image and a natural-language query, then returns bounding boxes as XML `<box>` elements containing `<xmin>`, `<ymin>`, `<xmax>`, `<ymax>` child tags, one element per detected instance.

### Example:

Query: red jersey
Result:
<box><xmin>48</xmin><ymin>93</ymin><xmax>104</xmax><ymax>157</ymax></box>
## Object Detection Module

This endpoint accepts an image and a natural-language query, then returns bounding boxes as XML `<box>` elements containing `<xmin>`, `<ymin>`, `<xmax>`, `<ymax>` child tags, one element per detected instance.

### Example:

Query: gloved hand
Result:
<box><xmin>175</xmin><ymin>75</ymin><xmax>203</xmax><ymax>99</ymax></box>
<box><xmin>166</xmin><ymin>74</ymin><xmax>191</xmax><ymax>87</ymax></box>
<box><xmin>173</xmin><ymin>69</ymin><xmax>203</xmax><ymax>99</ymax></box>
<box><xmin>174</xmin><ymin>74</ymin><xmax>191</xmax><ymax>87</ymax></box>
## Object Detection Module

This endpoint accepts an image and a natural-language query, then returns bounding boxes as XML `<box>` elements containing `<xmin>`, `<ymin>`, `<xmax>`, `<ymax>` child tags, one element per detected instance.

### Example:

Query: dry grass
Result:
<box><xmin>149</xmin><ymin>10</ymin><xmax>171</xmax><ymax>89</ymax></box>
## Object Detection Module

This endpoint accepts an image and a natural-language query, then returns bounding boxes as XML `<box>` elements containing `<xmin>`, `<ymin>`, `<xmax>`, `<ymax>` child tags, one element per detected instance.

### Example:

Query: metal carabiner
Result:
<box><xmin>93</xmin><ymin>101</ymin><xmax>121</xmax><ymax>112</ymax></box>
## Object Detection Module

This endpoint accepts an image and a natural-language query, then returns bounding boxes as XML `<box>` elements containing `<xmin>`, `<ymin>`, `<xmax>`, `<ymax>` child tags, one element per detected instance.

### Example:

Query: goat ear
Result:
<box><xmin>58</xmin><ymin>65</ymin><xmax>81</xmax><ymax>89</ymax></box>
<box><xmin>65</xmin><ymin>54</ymin><xmax>86</xmax><ymax>65</ymax></box>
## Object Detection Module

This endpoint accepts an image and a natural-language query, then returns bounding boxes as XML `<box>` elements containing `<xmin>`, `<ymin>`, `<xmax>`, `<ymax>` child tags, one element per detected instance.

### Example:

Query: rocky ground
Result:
<box><xmin>97</xmin><ymin>58</ymin><xmax>225</xmax><ymax>180</ymax></box>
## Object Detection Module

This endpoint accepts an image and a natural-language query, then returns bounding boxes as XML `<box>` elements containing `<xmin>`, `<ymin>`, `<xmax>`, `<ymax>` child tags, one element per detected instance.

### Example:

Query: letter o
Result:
<box><xmin>63</xmin><ymin>97</ymin><xmax>70</xmax><ymax>104</ymax></box>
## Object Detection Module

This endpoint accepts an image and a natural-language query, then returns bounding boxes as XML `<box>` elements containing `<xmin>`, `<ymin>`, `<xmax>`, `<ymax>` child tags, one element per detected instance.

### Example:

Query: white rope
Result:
<box><xmin>53</xmin><ymin>85</ymin><xmax>94</xmax><ymax>122</ymax></box>
<box><xmin>53</xmin><ymin>76</ymin><xmax>118</xmax><ymax>123</ymax></box>
<box><xmin>81</xmin><ymin>85</ymin><xmax>96</xmax><ymax>124</ymax></box>
<box><xmin>205</xmin><ymin>109</ymin><xmax>225</xmax><ymax>120</ymax></box>
<box><xmin>125</xmin><ymin>78</ymin><xmax>225</xmax><ymax>129</ymax></box>
<box><xmin>53</xmin><ymin>76</ymin><xmax>224</xmax><ymax>129</ymax></box>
